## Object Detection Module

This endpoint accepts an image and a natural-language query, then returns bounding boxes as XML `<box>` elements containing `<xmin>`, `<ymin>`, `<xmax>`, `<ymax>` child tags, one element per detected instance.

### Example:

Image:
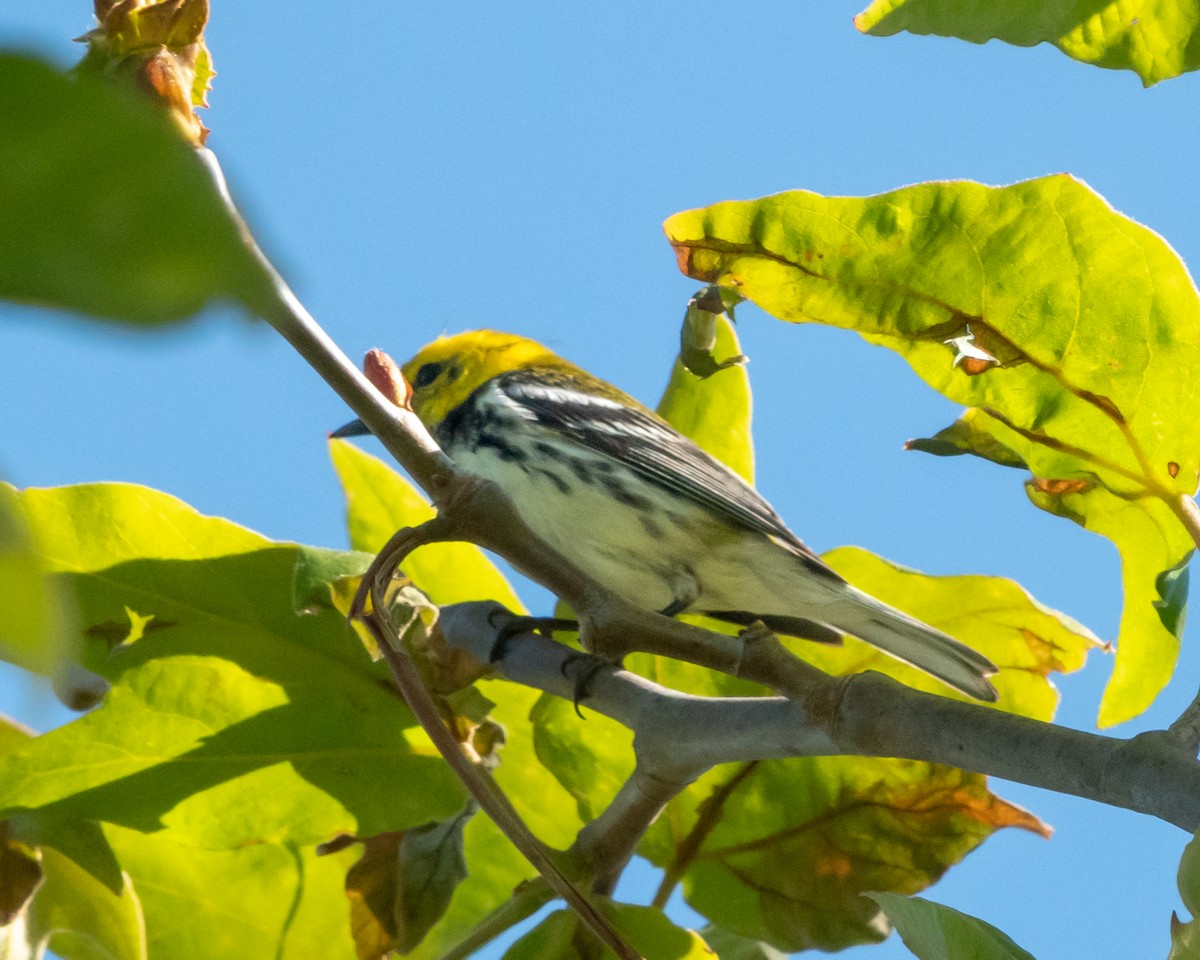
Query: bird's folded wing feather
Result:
<box><xmin>499</xmin><ymin>373</ymin><xmax>838</xmax><ymax>577</ymax></box>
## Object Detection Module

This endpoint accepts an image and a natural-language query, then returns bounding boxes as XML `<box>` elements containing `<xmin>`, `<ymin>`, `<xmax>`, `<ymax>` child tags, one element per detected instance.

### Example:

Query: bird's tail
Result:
<box><xmin>829</xmin><ymin>587</ymin><xmax>999</xmax><ymax>702</ymax></box>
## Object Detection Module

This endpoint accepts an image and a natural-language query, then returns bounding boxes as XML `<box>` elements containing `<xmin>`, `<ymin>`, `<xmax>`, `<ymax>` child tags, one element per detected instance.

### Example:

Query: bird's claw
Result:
<box><xmin>559</xmin><ymin>650</ymin><xmax>614</xmax><ymax>718</ymax></box>
<box><xmin>489</xmin><ymin>616</ymin><xmax>580</xmax><ymax>663</ymax></box>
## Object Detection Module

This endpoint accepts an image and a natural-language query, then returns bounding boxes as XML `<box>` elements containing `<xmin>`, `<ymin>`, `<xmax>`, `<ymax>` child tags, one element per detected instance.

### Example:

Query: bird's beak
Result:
<box><xmin>330</xmin><ymin>418</ymin><xmax>371</xmax><ymax>439</ymax></box>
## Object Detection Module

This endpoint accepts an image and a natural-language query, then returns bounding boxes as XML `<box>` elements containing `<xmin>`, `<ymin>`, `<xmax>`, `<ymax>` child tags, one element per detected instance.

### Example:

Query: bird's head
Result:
<box><xmin>400</xmin><ymin>330</ymin><xmax>560</xmax><ymax>429</ymax></box>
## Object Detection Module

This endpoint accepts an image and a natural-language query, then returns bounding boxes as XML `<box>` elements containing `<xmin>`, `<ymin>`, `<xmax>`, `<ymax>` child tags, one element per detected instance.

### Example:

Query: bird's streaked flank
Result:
<box><xmin>338</xmin><ymin>330</ymin><xmax>999</xmax><ymax>702</ymax></box>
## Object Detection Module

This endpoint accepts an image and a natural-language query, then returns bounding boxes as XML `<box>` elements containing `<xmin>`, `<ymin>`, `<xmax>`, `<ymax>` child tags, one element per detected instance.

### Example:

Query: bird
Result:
<box><xmin>335</xmin><ymin>330</ymin><xmax>999</xmax><ymax>702</ymax></box>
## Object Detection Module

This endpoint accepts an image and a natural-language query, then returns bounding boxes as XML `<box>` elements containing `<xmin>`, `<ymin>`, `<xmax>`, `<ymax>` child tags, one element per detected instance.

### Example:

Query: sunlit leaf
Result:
<box><xmin>854</xmin><ymin>0</ymin><xmax>1200</xmax><ymax>87</ymax></box>
<box><xmin>867</xmin><ymin>893</ymin><xmax>1037</xmax><ymax>960</ymax></box>
<box><xmin>530</xmin><ymin>695</ymin><xmax>634</xmax><ymax>823</ymax></box>
<box><xmin>658</xmin><ymin>314</ymin><xmax>754</xmax><ymax>484</ymax></box>
<box><xmin>698</xmin><ymin>925</ymin><xmax>788</xmax><ymax>960</ymax></box>
<box><xmin>0</xmin><ymin>54</ymin><xmax>271</xmax><ymax>325</ymax></box>
<box><xmin>0</xmin><ymin>483</ymin><xmax>463</xmax><ymax>848</ymax></box>
<box><xmin>911</xmin><ymin>407</ymin><xmax>1192</xmax><ymax>725</ymax></box>
<box><xmin>106</xmin><ymin>824</ymin><xmax>357</xmax><ymax>960</ymax></box>
<box><xmin>641</xmin><ymin>758</ymin><xmax>1046</xmax><ymax>953</ymax></box>
<box><xmin>329</xmin><ymin>439</ymin><xmax>525</xmax><ymax>613</ymax></box>
<box><xmin>28</xmin><ymin>844</ymin><xmax>145</xmax><ymax>960</ymax></box>
<box><xmin>0</xmin><ymin>486</ymin><xmax>74</xmax><ymax>676</ymax></box>
<box><xmin>666</xmin><ymin>176</ymin><xmax>1199</xmax><ymax>722</ymax></box>
<box><xmin>502</xmin><ymin>905</ymin><xmax>711</xmax><ymax>960</ymax></box>
<box><xmin>808</xmin><ymin>546</ymin><xmax>1102</xmax><ymax>719</ymax></box>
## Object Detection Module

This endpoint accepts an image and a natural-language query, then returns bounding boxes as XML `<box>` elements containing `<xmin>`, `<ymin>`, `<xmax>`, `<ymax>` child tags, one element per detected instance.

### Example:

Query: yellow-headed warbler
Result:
<box><xmin>336</xmin><ymin>330</ymin><xmax>998</xmax><ymax>701</ymax></box>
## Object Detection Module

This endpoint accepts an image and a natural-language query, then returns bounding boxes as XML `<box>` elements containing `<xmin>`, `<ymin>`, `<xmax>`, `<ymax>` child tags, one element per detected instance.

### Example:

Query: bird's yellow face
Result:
<box><xmin>401</xmin><ymin>330</ymin><xmax>560</xmax><ymax>429</ymax></box>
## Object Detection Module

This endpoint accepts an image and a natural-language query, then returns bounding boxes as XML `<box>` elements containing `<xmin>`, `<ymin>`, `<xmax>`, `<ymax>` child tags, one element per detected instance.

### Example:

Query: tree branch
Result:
<box><xmin>440</xmin><ymin>603</ymin><xmax>1200</xmax><ymax>833</ymax></box>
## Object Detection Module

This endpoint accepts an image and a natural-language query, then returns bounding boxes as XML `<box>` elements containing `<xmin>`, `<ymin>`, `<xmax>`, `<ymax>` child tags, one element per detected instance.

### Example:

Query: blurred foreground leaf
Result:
<box><xmin>667</xmin><ymin>176</ymin><xmax>1199</xmax><ymax>722</ymax></box>
<box><xmin>868</xmin><ymin>893</ymin><xmax>1037</xmax><ymax>960</ymax></box>
<box><xmin>0</xmin><ymin>54</ymin><xmax>271</xmax><ymax>324</ymax></box>
<box><xmin>854</xmin><ymin>0</ymin><xmax>1200</xmax><ymax>87</ymax></box>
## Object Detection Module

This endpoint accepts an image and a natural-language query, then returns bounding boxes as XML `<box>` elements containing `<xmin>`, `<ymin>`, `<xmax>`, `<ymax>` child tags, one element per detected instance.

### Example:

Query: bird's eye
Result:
<box><xmin>413</xmin><ymin>361</ymin><xmax>446</xmax><ymax>388</ymax></box>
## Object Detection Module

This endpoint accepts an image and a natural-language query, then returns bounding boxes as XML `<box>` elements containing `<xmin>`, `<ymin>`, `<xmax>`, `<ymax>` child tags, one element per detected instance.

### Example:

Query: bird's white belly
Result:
<box><xmin>449</xmin><ymin>439</ymin><xmax>829</xmax><ymax>617</ymax></box>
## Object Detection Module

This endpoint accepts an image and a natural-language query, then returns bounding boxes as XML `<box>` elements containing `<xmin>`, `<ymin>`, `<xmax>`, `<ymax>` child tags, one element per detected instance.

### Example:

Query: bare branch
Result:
<box><xmin>443</xmin><ymin>603</ymin><xmax>1200</xmax><ymax>833</ymax></box>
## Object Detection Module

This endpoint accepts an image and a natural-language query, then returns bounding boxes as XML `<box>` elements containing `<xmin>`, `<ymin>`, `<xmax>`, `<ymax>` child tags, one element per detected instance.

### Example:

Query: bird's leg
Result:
<box><xmin>658</xmin><ymin>597</ymin><xmax>691</xmax><ymax>619</ymax></box>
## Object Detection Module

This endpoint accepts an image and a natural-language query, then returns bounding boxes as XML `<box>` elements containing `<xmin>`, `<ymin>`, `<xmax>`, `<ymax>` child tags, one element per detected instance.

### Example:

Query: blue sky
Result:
<box><xmin>4</xmin><ymin>2</ymin><xmax>1200</xmax><ymax>957</ymax></box>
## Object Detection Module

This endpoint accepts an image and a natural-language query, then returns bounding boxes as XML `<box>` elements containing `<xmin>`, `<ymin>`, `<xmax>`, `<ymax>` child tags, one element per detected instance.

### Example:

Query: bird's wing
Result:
<box><xmin>497</xmin><ymin>372</ymin><xmax>839</xmax><ymax>578</ymax></box>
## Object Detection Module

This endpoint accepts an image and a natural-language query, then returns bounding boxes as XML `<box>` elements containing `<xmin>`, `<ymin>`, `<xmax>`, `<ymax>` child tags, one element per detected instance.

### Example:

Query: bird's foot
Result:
<box><xmin>489</xmin><ymin>616</ymin><xmax>580</xmax><ymax>663</ymax></box>
<box><xmin>560</xmin><ymin>650</ymin><xmax>615</xmax><ymax>718</ymax></box>
<box><xmin>736</xmin><ymin>619</ymin><xmax>777</xmax><ymax>645</ymax></box>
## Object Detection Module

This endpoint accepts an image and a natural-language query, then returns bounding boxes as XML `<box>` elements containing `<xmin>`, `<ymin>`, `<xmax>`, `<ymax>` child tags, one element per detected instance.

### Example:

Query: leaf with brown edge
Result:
<box><xmin>340</xmin><ymin>811</ymin><xmax>472</xmax><ymax>960</ymax></box>
<box><xmin>640</xmin><ymin>757</ymin><xmax>1046</xmax><ymax>954</ymax></box>
<box><xmin>803</xmin><ymin>546</ymin><xmax>1102</xmax><ymax>722</ymax></box>
<box><xmin>666</xmin><ymin>177</ymin><xmax>1200</xmax><ymax>503</ymax></box>
<box><xmin>666</xmin><ymin>177</ymin><xmax>1200</xmax><ymax>723</ymax></box>
<box><xmin>343</xmin><ymin>831</ymin><xmax>404</xmax><ymax>960</ymax></box>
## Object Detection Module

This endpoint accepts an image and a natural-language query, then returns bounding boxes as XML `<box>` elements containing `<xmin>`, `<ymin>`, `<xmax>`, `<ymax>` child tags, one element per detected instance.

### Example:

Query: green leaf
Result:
<box><xmin>867</xmin><ymin>893</ymin><xmax>1037</xmax><ymax>960</ymax></box>
<box><xmin>0</xmin><ymin>717</ymin><xmax>34</xmax><ymax>758</ymax></box>
<box><xmin>530</xmin><ymin>694</ymin><xmax>634</xmax><ymax>822</ymax></box>
<box><xmin>396</xmin><ymin>810</ymin><xmax>472</xmax><ymax>951</ymax></box>
<box><xmin>809</xmin><ymin>546</ymin><xmax>1102</xmax><ymax>720</ymax></box>
<box><xmin>104</xmin><ymin>824</ymin><xmax>358</xmax><ymax>960</ymax></box>
<box><xmin>912</xmin><ymin>408</ymin><xmax>1192</xmax><ymax>725</ymax></box>
<box><xmin>398</xmin><ymin>813</ymin><xmax>540</xmax><ymax>960</ymax></box>
<box><xmin>1176</xmin><ymin>826</ymin><xmax>1200</xmax><ymax>958</ymax></box>
<box><xmin>1172</xmin><ymin>912</ymin><xmax>1200</xmax><ymax>960</ymax></box>
<box><xmin>0</xmin><ymin>485</ymin><xmax>75</xmax><ymax>676</ymax></box>
<box><xmin>329</xmin><ymin>439</ymin><xmax>526</xmax><ymax>612</ymax></box>
<box><xmin>502</xmin><ymin>905</ymin><xmax>712</xmax><ymax>960</ymax></box>
<box><xmin>641</xmin><ymin>758</ymin><xmax>1046</xmax><ymax>953</ymax></box>
<box><xmin>28</xmin><ymin>844</ymin><xmax>146</xmax><ymax>960</ymax></box>
<box><xmin>1181</xmin><ymin>829</ymin><xmax>1200</xmax><ymax>918</ymax></box>
<box><xmin>853</xmin><ymin>0</ymin><xmax>1200</xmax><ymax>87</ymax></box>
<box><xmin>0</xmin><ymin>54</ymin><xmax>272</xmax><ymax>325</ymax></box>
<box><xmin>698</xmin><ymin>926</ymin><xmax>788</xmax><ymax>960</ymax></box>
<box><xmin>339</xmin><ymin>813</ymin><xmax>474</xmax><ymax>960</ymax></box>
<box><xmin>666</xmin><ymin>176</ymin><xmax>1199</xmax><ymax>722</ymax></box>
<box><xmin>0</xmin><ymin>483</ymin><xmax>463</xmax><ymax>847</ymax></box>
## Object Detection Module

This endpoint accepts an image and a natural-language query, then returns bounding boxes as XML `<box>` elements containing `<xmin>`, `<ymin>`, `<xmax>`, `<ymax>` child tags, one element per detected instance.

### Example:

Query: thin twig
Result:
<box><xmin>364</xmin><ymin>549</ymin><xmax>641</xmax><ymax>960</ymax></box>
